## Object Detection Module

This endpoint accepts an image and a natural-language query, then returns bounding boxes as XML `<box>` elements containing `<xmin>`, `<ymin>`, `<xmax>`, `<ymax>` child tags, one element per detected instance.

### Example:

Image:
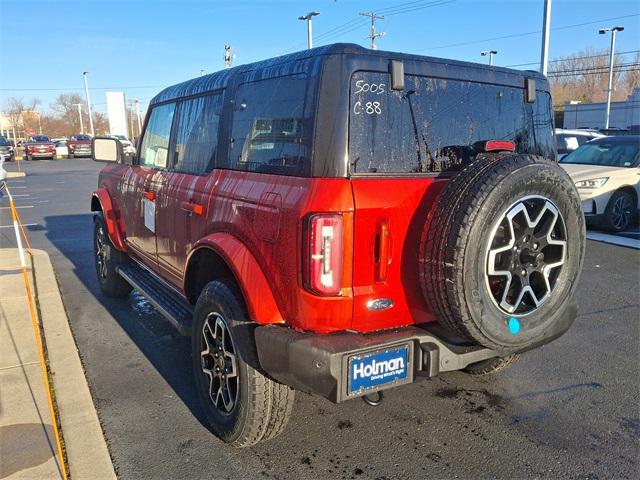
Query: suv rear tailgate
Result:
<box><xmin>350</xmin><ymin>177</ymin><xmax>446</xmax><ymax>332</ymax></box>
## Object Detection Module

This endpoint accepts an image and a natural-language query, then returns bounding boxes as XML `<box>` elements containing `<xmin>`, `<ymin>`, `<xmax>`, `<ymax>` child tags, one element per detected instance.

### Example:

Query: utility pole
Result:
<box><xmin>224</xmin><ymin>45</ymin><xmax>235</xmax><ymax>69</ymax></box>
<box><xmin>359</xmin><ymin>12</ymin><xmax>385</xmax><ymax>50</ymax></box>
<box><xmin>539</xmin><ymin>0</ymin><xmax>552</xmax><ymax>75</ymax></box>
<box><xmin>298</xmin><ymin>11</ymin><xmax>320</xmax><ymax>49</ymax></box>
<box><xmin>481</xmin><ymin>50</ymin><xmax>498</xmax><ymax>66</ymax></box>
<box><xmin>599</xmin><ymin>26</ymin><xmax>624</xmax><ymax>130</ymax></box>
<box><xmin>82</xmin><ymin>71</ymin><xmax>95</xmax><ymax>136</ymax></box>
<box><xmin>73</xmin><ymin>103</ymin><xmax>84</xmax><ymax>134</ymax></box>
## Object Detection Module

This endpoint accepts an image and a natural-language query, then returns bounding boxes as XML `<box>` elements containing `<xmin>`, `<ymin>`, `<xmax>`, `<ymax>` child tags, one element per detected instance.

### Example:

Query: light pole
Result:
<box><xmin>481</xmin><ymin>50</ymin><xmax>498</xmax><ymax>66</ymax></box>
<box><xmin>134</xmin><ymin>99</ymin><xmax>142</xmax><ymax>138</ymax></box>
<box><xmin>599</xmin><ymin>26</ymin><xmax>624</xmax><ymax>130</ymax></box>
<box><xmin>73</xmin><ymin>103</ymin><xmax>84</xmax><ymax>134</ymax></box>
<box><xmin>35</xmin><ymin>110</ymin><xmax>42</xmax><ymax>134</ymax></box>
<box><xmin>298</xmin><ymin>12</ymin><xmax>320</xmax><ymax>49</ymax></box>
<box><xmin>540</xmin><ymin>0</ymin><xmax>552</xmax><ymax>75</ymax></box>
<box><xmin>82</xmin><ymin>71</ymin><xmax>95</xmax><ymax>136</ymax></box>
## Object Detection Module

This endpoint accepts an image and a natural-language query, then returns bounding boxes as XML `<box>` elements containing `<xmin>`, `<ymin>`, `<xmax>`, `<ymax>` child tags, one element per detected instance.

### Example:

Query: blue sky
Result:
<box><xmin>1</xmin><ymin>0</ymin><xmax>638</xmax><ymax>114</ymax></box>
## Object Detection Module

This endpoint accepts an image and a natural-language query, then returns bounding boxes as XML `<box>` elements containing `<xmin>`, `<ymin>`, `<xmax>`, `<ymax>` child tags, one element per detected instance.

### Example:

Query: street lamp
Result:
<box><xmin>481</xmin><ymin>50</ymin><xmax>498</xmax><ymax>66</ymax></box>
<box><xmin>599</xmin><ymin>26</ymin><xmax>624</xmax><ymax>130</ymax></box>
<box><xmin>73</xmin><ymin>103</ymin><xmax>84</xmax><ymax>134</ymax></box>
<box><xmin>298</xmin><ymin>11</ymin><xmax>320</xmax><ymax>49</ymax></box>
<box><xmin>82</xmin><ymin>71</ymin><xmax>95</xmax><ymax>136</ymax></box>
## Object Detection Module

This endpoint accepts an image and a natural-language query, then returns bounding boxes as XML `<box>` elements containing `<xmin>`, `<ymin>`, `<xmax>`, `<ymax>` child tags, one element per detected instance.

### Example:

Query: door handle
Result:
<box><xmin>144</xmin><ymin>191</ymin><xmax>156</xmax><ymax>201</ymax></box>
<box><xmin>180</xmin><ymin>201</ymin><xmax>204</xmax><ymax>216</ymax></box>
<box><xmin>375</xmin><ymin>221</ymin><xmax>391</xmax><ymax>283</ymax></box>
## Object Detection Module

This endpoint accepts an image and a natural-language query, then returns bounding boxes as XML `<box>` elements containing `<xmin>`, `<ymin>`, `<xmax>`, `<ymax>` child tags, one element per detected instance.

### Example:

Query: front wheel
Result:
<box><xmin>463</xmin><ymin>354</ymin><xmax>520</xmax><ymax>375</ymax></box>
<box><xmin>192</xmin><ymin>280</ymin><xmax>295</xmax><ymax>447</ymax></box>
<box><xmin>603</xmin><ymin>190</ymin><xmax>636</xmax><ymax>232</ymax></box>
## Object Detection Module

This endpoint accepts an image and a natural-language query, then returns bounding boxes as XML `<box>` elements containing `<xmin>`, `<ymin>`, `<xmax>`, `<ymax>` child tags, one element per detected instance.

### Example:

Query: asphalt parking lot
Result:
<box><xmin>1</xmin><ymin>159</ymin><xmax>639</xmax><ymax>480</ymax></box>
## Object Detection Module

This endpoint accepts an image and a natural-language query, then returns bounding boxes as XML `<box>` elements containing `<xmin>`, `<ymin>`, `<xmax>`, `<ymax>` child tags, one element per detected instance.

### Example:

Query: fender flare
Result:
<box><xmin>91</xmin><ymin>189</ymin><xmax>126</xmax><ymax>252</ymax></box>
<box><xmin>187</xmin><ymin>233</ymin><xmax>284</xmax><ymax>325</ymax></box>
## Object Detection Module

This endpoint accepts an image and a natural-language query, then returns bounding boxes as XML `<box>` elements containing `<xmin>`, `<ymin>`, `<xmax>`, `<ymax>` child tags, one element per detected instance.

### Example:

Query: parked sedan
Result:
<box><xmin>560</xmin><ymin>136</ymin><xmax>640</xmax><ymax>232</ymax></box>
<box><xmin>555</xmin><ymin>128</ymin><xmax>605</xmax><ymax>160</ymax></box>
<box><xmin>0</xmin><ymin>135</ymin><xmax>15</xmax><ymax>161</ymax></box>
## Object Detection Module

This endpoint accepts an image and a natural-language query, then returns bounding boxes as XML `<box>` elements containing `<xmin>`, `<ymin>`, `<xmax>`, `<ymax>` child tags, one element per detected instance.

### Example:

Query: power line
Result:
<box><xmin>550</xmin><ymin>61</ymin><xmax>640</xmax><ymax>74</ymax></box>
<box><xmin>506</xmin><ymin>49</ymin><xmax>640</xmax><ymax>68</ymax></box>
<box><xmin>0</xmin><ymin>85</ymin><xmax>165</xmax><ymax>92</ymax></box>
<box><xmin>548</xmin><ymin>67</ymin><xmax>639</xmax><ymax>78</ymax></box>
<box><xmin>416</xmin><ymin>13</ymin><xmax>640</xmax><ymax>52</ymax></box>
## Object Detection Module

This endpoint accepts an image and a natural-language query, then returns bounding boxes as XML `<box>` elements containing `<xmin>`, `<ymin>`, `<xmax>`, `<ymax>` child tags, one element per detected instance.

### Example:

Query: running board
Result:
<box><xmin>116</xmin><ymin>263</ymin><xmax>194</xmax><ymax>336</ymax></box>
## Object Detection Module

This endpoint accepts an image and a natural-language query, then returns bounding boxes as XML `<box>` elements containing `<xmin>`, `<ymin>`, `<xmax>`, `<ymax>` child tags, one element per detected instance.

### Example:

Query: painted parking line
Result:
<box><xmin>0</xmin><ymin>223</ymin><xmax>38</xmax><ymax>229</ymax></box>
<box><xmin>587</xmin><ymin>231</ymin><xmax>640</xmax><ymax>250</ymax></box>
<box><xmin>0</xmin><ymin>205</ymin><xmax>34</xmax><ymax>209</ymax></box>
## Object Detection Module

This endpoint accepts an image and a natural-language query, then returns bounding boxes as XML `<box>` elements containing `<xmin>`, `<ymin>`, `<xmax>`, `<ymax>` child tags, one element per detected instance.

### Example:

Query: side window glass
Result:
<box><xmin>139</xmin><ymin>103</ymin><xmax>175</xmax><ymax>168</ymax></box>
<box><xmin>229</xmin><ymin>75</ymin><xmax>311</xmax><ymax>176</ymax></box>
<box><xmin>172</xmin><ymin>94</ymin><xmax>222</xmax><ymax>174</ymax></box>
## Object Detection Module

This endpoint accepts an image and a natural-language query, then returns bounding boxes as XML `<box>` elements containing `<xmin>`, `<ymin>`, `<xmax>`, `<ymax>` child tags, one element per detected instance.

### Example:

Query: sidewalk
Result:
<box><xmin>0</xmin><ymin>248</ymin><xmax>116</xmax><ymax>480</ymax></box>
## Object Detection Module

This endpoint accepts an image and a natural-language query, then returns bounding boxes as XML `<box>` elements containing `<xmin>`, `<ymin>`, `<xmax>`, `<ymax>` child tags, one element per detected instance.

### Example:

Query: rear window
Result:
<box><xmin>72</xmin><ymin>135</ymin><xmax>91</xmax><ymax>141</ymax></box>
<box><xmin>31</xmin><ymin>135</ymin><xmax>50</xmax><ymax>142</ymax></box>
<box><xmin>349</xmin><ymin>72</ymin><xmax>554</xmax><ymax>174</ymax></box>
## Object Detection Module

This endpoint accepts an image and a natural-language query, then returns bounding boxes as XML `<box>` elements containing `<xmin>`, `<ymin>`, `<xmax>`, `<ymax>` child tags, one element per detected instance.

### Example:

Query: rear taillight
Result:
<box><xmin>304</xmin><ymin>213</ymin><xmax>343</xmax><ymax>296</ymax></box>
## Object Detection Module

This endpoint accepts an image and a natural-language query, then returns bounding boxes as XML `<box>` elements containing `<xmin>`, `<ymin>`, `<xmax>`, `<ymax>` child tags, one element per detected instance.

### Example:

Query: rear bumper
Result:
<box><xmin>28</xmin><ymin>151</ymin><xmax>55</xmax><ymax>157</ymax></box>
<box><xmin>255</xmin><ymin>324</ymin><xmax>499</xmax><ymax>403</ymax></box>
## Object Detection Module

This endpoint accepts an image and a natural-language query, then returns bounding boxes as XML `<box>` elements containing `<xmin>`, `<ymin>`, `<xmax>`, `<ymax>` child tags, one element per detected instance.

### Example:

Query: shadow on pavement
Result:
<box><xmin>41</xmin><ymin>213</ymin><xmax>208</xmax><ymax>427</ymax></box>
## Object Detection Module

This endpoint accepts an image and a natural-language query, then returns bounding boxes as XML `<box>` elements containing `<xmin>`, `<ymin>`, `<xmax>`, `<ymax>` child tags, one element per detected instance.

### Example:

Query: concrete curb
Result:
<box><xmin>31</xmin><ymin>249</ymin><xmax>116</xmax><ymax>480</ymax></box>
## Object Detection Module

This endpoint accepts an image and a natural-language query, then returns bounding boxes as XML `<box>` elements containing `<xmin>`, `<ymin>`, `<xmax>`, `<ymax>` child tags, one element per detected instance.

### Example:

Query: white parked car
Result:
<box><xmin>108</xmin><ymin>134</ymin><xmax>136</xmax><ymax>155</ymax></box>
<box><xmin>55</xmin><ymin>140</ymin><xmax>69</xmax><ymax>158</ymax></box>
<box><xmin>560</xmin><ymin>136</ymin><xmax>640</xmax><ymax>232</ymax></box>
<box><xmin>555</xmin><ymin>128</ymin><xmax>605</xmax><ymax>160</ymax></box>
<box><xmin>0</xmin><ymin>156</ymin><xmax>7</xmax><ymax>184</ymax></box>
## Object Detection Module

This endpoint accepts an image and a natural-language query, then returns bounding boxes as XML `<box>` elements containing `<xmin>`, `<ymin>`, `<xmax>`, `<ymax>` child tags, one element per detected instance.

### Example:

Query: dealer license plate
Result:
<box><xmin>348</xmin><ymin>345</ymin><xmax>409</xmax><ymax>395</ymax></box>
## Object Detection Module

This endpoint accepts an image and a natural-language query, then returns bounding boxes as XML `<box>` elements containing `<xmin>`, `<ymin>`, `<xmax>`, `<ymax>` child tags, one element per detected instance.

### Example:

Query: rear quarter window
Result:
<box><xmin>349</xmin><ymin>72</ymin><xmax>554</xmax><ymax>174</ymax></box>
<box><xmin>228</xmin><ymin>75</ymin><xmax>313</xmax><ymax>177</ymax></box>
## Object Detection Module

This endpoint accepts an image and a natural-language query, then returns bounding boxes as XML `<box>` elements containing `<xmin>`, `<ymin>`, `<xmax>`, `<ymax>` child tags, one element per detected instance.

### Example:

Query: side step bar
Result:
<box><xmin>116</xmin><ymin>263</ymin><xmax>194</xmax><ymax>336</ymax></box>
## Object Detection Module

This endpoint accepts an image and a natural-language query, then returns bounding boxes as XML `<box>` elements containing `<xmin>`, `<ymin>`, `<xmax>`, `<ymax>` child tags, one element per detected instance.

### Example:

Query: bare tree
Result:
<box><xmin>549</xmin><ymin>48</ymin><xmax>631</xmax><ymax>106</ymax></box>
<box><xmin>3</xmin><ymin>97</ymin><xmax>41</xmax><ymax>141</ymax></box>
<box><xmin>624</xmin><ymin>51</ymin><xmax>640</xmax><ymax>93</ymax></box>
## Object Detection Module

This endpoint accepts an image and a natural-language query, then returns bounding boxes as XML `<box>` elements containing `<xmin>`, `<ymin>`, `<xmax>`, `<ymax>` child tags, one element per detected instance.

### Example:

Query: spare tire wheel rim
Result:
<box><xmin>486</xmin><ymin>195</ymin><xmax>567</xmax><ymax>316</ymax></box>
<box><xmin>200</xmin><ymin>312</ymin><xmax>239</xmax><ymax>415</ymax></box>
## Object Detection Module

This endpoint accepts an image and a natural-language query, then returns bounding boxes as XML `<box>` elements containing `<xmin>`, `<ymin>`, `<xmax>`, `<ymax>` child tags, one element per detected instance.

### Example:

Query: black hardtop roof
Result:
<box><xmin>151</xmin><ymin>43</ymin><xmax>547</xmax><ymax>106</ymax></box>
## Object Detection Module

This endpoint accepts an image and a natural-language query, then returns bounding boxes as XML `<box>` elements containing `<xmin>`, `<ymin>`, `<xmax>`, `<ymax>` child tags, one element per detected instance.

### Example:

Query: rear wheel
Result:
<box><xmin>421</xmin><ymin>154</ymin><xmax>585</xmax><ymax>353</ymax></box>
<box><xmin>93</xmin><ymin>214</ymin><xmax>132</xmax><ymax>298</ymax></box>
<box><xmin>603</xmin><ymin>189</ymin><xmax>635</xmax><ymax>232</ymax></box>
<box><xmin>192</xmin><ymin>280</ymin><xmax>295</xmax><ymax>447</ymax></box>
<box><xmin>68</xmin><ymin>153</ymin><xmax>74</xmax><ymax>159</ymax></box>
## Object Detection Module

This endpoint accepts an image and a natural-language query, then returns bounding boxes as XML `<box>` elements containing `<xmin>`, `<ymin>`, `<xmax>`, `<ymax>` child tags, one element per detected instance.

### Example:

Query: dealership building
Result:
<box><xmin>562</xmin><ymin>88</ymin><xmax>640</xmax><ymax>133</ymax></box>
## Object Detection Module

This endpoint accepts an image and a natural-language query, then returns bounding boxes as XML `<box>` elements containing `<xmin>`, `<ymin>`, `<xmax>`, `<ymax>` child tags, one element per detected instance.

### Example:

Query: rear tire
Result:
<box><xmin>603</xmin><ymin>189</ymin><xmax>636</xmax><ymax>232</ymax></box>
<box><xmin>421</xmin><ymin>154</ymin><xmax>585</xmax><ymax>353</ymax></box>
<box><xmin>93</xmin><ymin>213</ymin><xmax>132</xmax><ymax>298</ymax></box>
<box><xmin>463</xmin><ymin>354</ymin><xmax>520</xmax><ymax>375</ymax></box>
<box><xmin>68</xmin><ymin>153</ymin><xmax>74</xmax><ymax>159</ymax></box>
<box><xmin>192</xmin><ymin>280</ymin><xmax>295</xmax><ymax>447</ymax></box>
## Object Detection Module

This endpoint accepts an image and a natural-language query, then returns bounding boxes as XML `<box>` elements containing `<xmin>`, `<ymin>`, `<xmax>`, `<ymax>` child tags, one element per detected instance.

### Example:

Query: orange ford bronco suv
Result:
<box><xmin>91</xmin><ymin>44</ymin><xmax>585</xmax><ymax>446</ymax></box>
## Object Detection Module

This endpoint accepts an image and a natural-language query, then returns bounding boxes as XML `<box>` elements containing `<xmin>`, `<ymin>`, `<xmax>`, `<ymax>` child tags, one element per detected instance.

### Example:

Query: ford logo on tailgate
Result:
<box><xmin>348</xmin><ymin>345</ymin><xmax>409</xmax><ymax>395</ymax></box>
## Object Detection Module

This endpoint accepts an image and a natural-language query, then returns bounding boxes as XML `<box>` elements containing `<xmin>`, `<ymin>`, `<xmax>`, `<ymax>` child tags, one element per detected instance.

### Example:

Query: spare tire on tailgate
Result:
<box><xmin>421</xmin><ymin>153</ymin><xmax>585</xmax><ymax>353</ymax></box>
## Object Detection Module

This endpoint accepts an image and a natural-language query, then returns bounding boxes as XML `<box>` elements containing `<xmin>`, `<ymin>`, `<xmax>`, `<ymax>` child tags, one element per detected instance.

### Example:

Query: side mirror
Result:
<box><xmin>92</xmin><ymin>137</ymin><xmax>122</xmax><ymax>163</ymax></box>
